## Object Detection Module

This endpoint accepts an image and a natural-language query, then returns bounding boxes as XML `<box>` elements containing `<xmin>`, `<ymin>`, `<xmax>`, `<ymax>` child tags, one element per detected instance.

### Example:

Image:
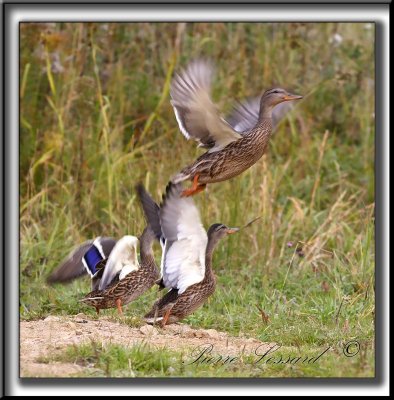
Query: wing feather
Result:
<box><xmin>47</xmin><ymin>237</ymin><xmax>116</xmax><ymax>284</ymax></box>
<box><xmin>170</xmin><ymin>60</ymin><xmax>242</xmax><ymax>152</ymax></box>
<box><xmin>99</xmin><ymin>236</ymin><xmax>140</xmax><ymax>290</ymax></box>
<box><xmin>159</xmin><ymin>183</ymin><xmax>207</xmax><ymax>294</ymax></box>
<box><xmin>226</xmin><ymin>96</ymin><xmax>294</xmax><ymax>133</ymax></box>
<box><xmin>135</xmin><ymin>183</ymin><xmax>162</xmax><ymax>241</ymax></box>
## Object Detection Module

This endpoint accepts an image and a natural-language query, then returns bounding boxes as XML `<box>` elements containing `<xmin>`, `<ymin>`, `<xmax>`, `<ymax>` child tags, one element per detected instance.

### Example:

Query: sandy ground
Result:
<box><xmin>20</xmin><ymin>314</ymin><xmax>274</xmax><ymax>377</ymax></box>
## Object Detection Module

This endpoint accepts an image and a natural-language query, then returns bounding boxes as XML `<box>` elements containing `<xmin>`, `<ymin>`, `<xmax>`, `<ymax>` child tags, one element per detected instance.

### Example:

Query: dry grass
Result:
<box><xmin>19</xmin><ymin>22</ymin><xmax>375</xmax><ymax>378</ymax></box>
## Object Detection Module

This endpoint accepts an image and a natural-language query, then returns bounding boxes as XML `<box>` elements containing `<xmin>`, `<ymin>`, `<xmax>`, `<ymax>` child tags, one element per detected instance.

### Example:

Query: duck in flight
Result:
<box><xmin>170</xmin><ymin>59</ymin><xmax>302</xmax><ymax>197</ymax></box>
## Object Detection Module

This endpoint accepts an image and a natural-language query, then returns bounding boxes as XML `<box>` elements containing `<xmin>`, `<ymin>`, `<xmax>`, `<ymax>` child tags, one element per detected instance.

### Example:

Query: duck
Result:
<box><xmin>170</xmin><ymin>59</ymin><xmax>303</xmax><ymax>197</ymax></box>
<box><xmin>80</xmin><ymin>227</ymin><xmax>159</xmax><ymax>315</ymax></box>
<box><xmin>136</xmin><ymin>182</ymin><xmax>239</xmax><ymax>326</ymax></box>
<box><xmin>47</xmin><ymin>228</ymin><xmax>159</xmax><ymax>315</ymax></box>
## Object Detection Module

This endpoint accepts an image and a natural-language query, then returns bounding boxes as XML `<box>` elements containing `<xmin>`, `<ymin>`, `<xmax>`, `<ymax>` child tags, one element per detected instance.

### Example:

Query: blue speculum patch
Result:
<box><xmin>83</xmin><ymin>245</ymin><xmax>104</xmax><ymax>276</ymax></box>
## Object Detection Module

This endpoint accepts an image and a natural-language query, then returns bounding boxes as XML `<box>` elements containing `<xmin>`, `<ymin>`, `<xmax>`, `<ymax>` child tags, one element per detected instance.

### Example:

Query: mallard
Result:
<box><xmin>48</xmin><ymin>228</ymin><xmax>159</xmax><ymax>315</ymax></box>
<box><xmin>137</xmin><ymin>182</ymin><xmax>239</xmax><ymax>326</ymax></box>
<box><xmin>80</xmin><ymin>227</ymin><xmax>159</xmax><ymax>314</ymax></box>
<box><xmin>170</xmin><ymin>59</ymin><xmax>303</xmax><ymax>196</ymax></box>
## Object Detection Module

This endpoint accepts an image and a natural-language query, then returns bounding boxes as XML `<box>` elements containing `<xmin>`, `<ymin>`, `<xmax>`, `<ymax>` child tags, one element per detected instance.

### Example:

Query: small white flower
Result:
<box><xmin>329</xmin><ymin>33</ymin><xmax>343</xmax><ymax>46</ymax></box>
<box><xmin>364</xmin><ymin>23</ymin><xmax>373</xmax><ymax>30</ymax></box>
<box><xmin>167</xmin><ymin>366</ymin><xmax>176</xmax><ymax>374</ymax></box>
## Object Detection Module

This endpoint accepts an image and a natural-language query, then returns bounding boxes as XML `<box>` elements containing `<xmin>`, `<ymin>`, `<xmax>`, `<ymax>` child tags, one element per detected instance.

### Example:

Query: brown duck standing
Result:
<box><xmin>80</xmin><ymin>227</ymin><xmax>160</xmax><ymax>315</ymax></box>
<box><xmin>170</xmin><ymin>59</ymin><xmax>303</xmax><ymax>196</ymax></box>
<box><xmin>48</xmin><ymin>227</ymin><xmax>159</xmax><ymax>315</ymax></box>
<box><xmin>137</xmin><ymin>182</ymin><xmax>239</xmax><ymax>326</ymax></box>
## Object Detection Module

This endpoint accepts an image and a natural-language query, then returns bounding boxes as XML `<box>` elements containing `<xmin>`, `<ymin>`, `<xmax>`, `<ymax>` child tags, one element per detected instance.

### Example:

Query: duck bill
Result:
<box><xmin>282</xmin><ymin>93</ymin><xmax>303</xmax><ymax>101</ymax></box>
<box><xmin>226</xmin><ymin>227</ymin><xmax>240</xmax><ymax>234</ymax></box>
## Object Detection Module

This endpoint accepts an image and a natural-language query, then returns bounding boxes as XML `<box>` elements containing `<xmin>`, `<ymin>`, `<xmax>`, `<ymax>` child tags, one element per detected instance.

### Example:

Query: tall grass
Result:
<box><xmin>20</xmin><ymin>22</ymin><xmax>375</xmax><ymax>377</ymax></box>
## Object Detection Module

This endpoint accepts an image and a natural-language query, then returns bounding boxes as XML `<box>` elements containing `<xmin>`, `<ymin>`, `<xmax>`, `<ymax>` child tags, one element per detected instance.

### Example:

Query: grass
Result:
<box><xmin>20</xmin><ymin>22</ymin><xmax>375</xmax><ymax>377</ymax></box>
<box><xmin>36</xmin><ymin>341</ymin><xmax>374</xmax><ymax>378</ymax></box>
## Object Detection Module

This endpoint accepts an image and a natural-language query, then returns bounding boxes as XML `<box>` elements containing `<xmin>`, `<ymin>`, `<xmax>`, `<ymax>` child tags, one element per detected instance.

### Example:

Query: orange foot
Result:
<box><xmin>161</xmin><ymin>304</ymin><xmax>175</xmax><ymax>328</ymax></box>
<box><xmin>181</xmin><ymin>175</ymin><xmax>206</xmax><ymax>197</ymax></box>
<box><xmin>116</xmin><ymin>298</ymin><xmax>123</xmax><ymax>315</ymax></box>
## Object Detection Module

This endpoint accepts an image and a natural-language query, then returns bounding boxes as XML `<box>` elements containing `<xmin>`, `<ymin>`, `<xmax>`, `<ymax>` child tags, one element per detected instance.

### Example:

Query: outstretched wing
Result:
<box><xmin>135</xmin><ymin>183</ymin><xmax>162</xmax><ymax>241</ymax></box>
<box><xmin>47</xmin><ymin>237</ymin><xmax>116</xmax><ymax>284</ymax></box>
<box><xmin>159</xmin><ymin>183</ymin><xmax>207</xmax><ymax>294</ymax></box>
<box><xmin>226</xmin><ymin>97</ymin><xmax>294</xmax><ymax>133</ymax></box>
<box><xmin>170</xmin><ymin>59</ymin><xmax>242</xmax><ymax>153</ymax></box>
<box><xmin>99</xmin><ymin>236</ymin><xmax>140</xmax><ymax>291</ymax></box>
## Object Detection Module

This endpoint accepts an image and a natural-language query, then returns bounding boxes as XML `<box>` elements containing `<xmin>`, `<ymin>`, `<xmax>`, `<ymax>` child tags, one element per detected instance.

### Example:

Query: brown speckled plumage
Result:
<box><xmin>144</xmin><ymin>273</ymin><xmax>216</xmax><ymax>325</ymax></box>
<box><xmin>170</xmin><ymin>60</ymin><xmax>302</xmax><ymax>195</ymax></box>
<box><xmin>180</xmin><ymin>119</ymin><xmax>273</xmax><ymax>184</ymax></box>
<box><xmin>144</xmin><ymin>219</ymin><xmax>237</xmax><ymax>325</ymax></box>
<box><xmin>81</xmin><ymin>227</ymin><xmax>160</xmax><ymax>313</ymax></box>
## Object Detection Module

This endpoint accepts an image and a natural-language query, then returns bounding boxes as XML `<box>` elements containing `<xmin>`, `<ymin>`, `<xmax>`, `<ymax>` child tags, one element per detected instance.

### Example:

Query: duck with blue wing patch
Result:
<box><xmin>80</xmin><ymin>228</ymin><xmax>160</xmax><ymax>315</ymax></box>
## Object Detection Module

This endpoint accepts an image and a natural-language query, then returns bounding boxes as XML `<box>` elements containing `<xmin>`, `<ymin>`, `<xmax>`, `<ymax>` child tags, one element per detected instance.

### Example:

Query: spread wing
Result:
<box><xmin>99</xmin><ymin>236</ymin><xmax>140</xmax><ymax>290</ymax></box>
<box><xmin>159</xmin><ymin>183</ymin><xmax>207</xmax><ymax>294</ymax></box>
<box><xmin>135</xmin><ymin>183</ymin><xmax>162</xmax><ymax>241</ymax></box>
<box><xmin>47</xmin><ymin>237</ymin><xmax>116</xmax><ymax>284</ymax></box>
<box><xmin>226</xmin><ymin>97</ymin><xmax>294</xmax><ymax>133</ymax></box>
<box><xmin>170</xmin><ymin>59</ymin><xmax>243</xmax><ymax>153</ymax></box>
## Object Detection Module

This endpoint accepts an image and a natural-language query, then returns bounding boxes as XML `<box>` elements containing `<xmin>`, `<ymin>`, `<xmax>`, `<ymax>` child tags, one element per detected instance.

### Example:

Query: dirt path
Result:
<box><xmin>20</xmin><ymin>314</ymin><xmax>274</xmax><ymax>377</ymax></box>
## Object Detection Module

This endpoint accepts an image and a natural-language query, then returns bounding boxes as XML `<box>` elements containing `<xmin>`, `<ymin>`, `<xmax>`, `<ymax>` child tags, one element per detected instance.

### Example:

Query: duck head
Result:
<box><xmin>207</xmin><ymin>223</ymin><xmax>239</xmax><ymax>251</ymax></box>
<box><xmin>260</xmin><ymin>88</ymin><xmax>302</xmax><ymax>116</ymax></box>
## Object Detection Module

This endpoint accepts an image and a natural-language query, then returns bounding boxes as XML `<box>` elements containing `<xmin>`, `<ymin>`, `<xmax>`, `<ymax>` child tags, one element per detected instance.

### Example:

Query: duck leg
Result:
<box><xmin>161</xmin><ymin>304</ymin><xmax>175</xmax><ymax>327</ymax></box>
<box><xmin>115</xmin><ymin>299</ymin><xmax>123</xmax><ymax>315</ymax></box>
<box><xmin>181</xmin><ymin>175</ymin><xmax>206</xmax><ymax>197</ymax></box>
<box><xmin>95</xmin><ymin>307</ymin><xmax>100</xmax><ymax>316</ymax></box>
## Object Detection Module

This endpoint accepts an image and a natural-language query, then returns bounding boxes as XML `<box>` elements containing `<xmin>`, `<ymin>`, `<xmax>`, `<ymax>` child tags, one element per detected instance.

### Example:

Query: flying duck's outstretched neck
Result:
<box><xmin>259</xmin><ymin>98</ymin><xmax>274</xmax><ymax>120</ymax></box>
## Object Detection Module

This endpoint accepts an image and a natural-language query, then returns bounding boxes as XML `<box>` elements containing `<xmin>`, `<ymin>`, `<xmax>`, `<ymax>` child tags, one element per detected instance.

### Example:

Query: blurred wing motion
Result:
<box><xmin>272</xmin><ymin>101</ymin><xmax>295</xmax><ymax>129</ymax></box>
<box><xmin>226</xmin><ymin>97</ymin><xmax>260</xmax><ymax>133</ymax></box>
<box><xmin>135</xmin><ymin>184</ymin><xmax>162</xmax><ymax>241</ymax></box>
<box><xmin>226</xmin><ymin>96</ymin><xmax>294</xmax><ymax>133</ymax></box>
<box><xmin>170</xmin><ymin>59</ymin><xmax>242</xmax><ymax>153</ymax></box>
<box><xmin>47</xmin><ymin>237</ymin><xmax>116</xmax><ymax>284</ymax></box>
<box><xmin>136</xmin><ymin>183</ymin><xmax>166</xmax><ymax>285</ymax></box>
<box><xmin>98</xmin><ymin>235</ymin><xmax>140</xmax><ymax>291</ymax></box>
<box><xmin>159</xmin><ymin>183</ymin><xmax>208</xmax><ymax>294</ymax></box>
